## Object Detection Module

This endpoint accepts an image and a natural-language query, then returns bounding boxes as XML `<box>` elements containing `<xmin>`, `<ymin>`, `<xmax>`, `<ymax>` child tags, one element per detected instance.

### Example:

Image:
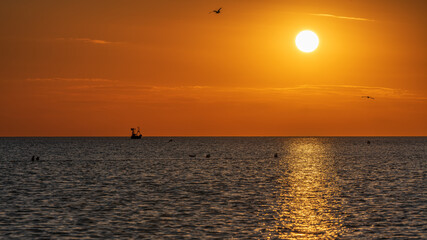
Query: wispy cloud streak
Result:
<box><xmin>226</xmin><ymin>84</ymin><xmax>422</xmax><ymax>100</ymax></box>
<box><xmin>55</xmin><ymin>37</ymin><xmax>121</xmax><ymax>45</ymax></box>
<box><xmin>309</xmin><ymin>13</ymin><xmax>374</xmax><ymax>22</ymax></box>
<box><xmin>26</xmin><ymin>77</ymin><xmax>115</xmax><ymax>82</ymax></box>
<box><xmin>24</xmin><ymin>79</ymin><xmax>426</xmax><ymax>103</ymax></box>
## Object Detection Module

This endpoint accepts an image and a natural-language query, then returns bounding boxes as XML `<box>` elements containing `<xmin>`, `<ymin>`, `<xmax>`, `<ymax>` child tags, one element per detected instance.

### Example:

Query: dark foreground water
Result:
<box><xmin>0</xmin><ymin>137</ymin><xmax>425</xmax><ymax>239</ymax></box>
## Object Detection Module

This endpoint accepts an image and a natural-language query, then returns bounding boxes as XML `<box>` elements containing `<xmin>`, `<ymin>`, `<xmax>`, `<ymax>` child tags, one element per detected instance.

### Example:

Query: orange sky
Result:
<box><xmin>0</xmin><ymin>0</ymin><xmax>426</xmax><ymax>136</ymax></box>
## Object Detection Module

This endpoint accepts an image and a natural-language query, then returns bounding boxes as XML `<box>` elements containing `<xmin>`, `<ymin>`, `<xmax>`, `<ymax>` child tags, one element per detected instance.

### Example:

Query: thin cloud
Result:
<box><xmin>26</xmin><ymin>77</ymin><xmax>115</xmax><ymax>82</ymax></box>
<box><xmin>309</xmin><ymin>13</ymin><xmax>374</xmax><ymax>22</ymax></box>
<box><xmin>25</xmin><ymin>81</ymin><xmax>425</xmax><ymax>103</ymax></box>
<box><xmin>141</xmin><ymin>84</ymin><xmax>424</xmax><ymax>101</ymax></box>
<box><xmin>55</xmin><ymin>37</ymin><xmax>121</xmax><ymax>45</ymax></box>
<box><xmin>233</xmin><ymin>84</ymin><xmax>418</xmax><ymax>99</ymax></box>
<box><xmin>182</xmin><ymin>84</ymin><xmax>421</xmax><ymax>101</ymax></box>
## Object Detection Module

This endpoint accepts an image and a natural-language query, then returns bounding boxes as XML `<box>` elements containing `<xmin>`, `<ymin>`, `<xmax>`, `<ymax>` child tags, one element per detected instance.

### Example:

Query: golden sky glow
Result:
<box><xmin>0</xmin><ymin>0</ymin><xmax>426</xmax><ymax>136</ymax></box>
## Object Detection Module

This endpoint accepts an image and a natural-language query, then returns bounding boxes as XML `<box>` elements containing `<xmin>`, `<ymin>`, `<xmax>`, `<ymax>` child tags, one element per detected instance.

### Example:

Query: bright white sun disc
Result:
<box><xmin>296</xmin><ymin>30</ymin><xmax>319</xmax><ymax>53</ymax></box>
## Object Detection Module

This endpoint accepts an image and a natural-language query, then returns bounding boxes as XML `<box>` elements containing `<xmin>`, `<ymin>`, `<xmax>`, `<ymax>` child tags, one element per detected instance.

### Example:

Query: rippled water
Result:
<box><xmin>0</xmin><ymin>137</ymin><xmax>425</xmax><ymax>239</ymax></box>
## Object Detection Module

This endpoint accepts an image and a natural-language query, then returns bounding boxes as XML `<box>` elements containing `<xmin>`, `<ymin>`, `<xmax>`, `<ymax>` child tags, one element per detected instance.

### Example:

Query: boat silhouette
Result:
<box><xmin>130</xmin><ymin>127</ymin><xmax>142</xmax><ymax>139</ymax></box>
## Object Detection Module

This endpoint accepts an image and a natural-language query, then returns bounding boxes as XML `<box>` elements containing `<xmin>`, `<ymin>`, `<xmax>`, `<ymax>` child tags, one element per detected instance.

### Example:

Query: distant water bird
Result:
<box><xmin>36</xmin><ymin>156</ymin><xmax>40</xmax><ymax>161</ymax></box>
<box><xmin>362</xmin><ymin>96</ymin><xmax>375</xmax><ymax>100</ymax></box>
<box><xmin>206</xmin><ymin>154</ymin><xmax>211</xmax><ymax>158</ymax></box>
<box><xmin>274</xmin><ymin>153</ymin><xmax>278</xmax><ymax>158</ymax></box>
<box><xmin>189</xmin><ymin>154</ymin><xmax>196</xmax><ymax>158</ymax></box>
<box><xmin>210</xmin><ymin>7</ymin><xmax>222</xmax><ymax>14</ymax></box>
<box><xmin>31</xmin><ymin>155</ymin><xmax>35</xmax><ymax>161</ymax></box>
<box><xmin>367</xmin><ymin>140</ymin><xmax>371</xmax><ymax>145</ymax></box>
<box><xmin>168</xmin><ymin>139</ymin><xmax>173</xmax><ymax>143</ymax></box>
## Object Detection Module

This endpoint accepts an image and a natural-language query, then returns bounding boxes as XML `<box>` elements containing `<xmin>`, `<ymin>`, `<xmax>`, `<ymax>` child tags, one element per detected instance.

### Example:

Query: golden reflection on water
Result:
<box><xmin>268</xmin><ymin>139</ymin><xmax>344</xmax><ymax>239</ymax></box>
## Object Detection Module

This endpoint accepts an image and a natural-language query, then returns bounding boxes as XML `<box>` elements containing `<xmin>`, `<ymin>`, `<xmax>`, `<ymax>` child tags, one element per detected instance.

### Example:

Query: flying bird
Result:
<box><xmin>362</xmin><ymin>96</ymin><xmax>375</xmax><ymax>100</ymax></box>
<box><xmin>210</xmin><ymin>8</ymin><xmax>222</xmax><ymax>14</ymax></box>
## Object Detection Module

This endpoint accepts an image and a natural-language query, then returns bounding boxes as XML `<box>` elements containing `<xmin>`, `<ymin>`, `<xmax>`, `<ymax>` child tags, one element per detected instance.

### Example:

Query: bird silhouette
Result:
<box><xmin>210</xmin><ymin>8</ymin><xmax>222</xmax><ymax>14</ymax></box>
<box><xmin>362</xmin><ymin>96</ymin><xmax>375</xmax><ymax>100</ymax></box>
<box><xmin>189</xmin><ymin>154</ymin><xmax>196</xmax><ymax>158</ymax></box>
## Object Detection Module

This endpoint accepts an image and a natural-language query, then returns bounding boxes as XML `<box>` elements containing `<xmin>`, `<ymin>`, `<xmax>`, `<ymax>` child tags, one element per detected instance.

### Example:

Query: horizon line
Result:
<box><xmin>1</xmin><ymin>135</ymin><xmax>425</xmax><ymax>138</ymax></box>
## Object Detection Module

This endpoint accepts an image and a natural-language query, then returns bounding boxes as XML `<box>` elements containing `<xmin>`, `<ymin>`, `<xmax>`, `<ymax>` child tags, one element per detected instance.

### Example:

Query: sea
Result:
<box><xmin>0</xmin><ymin>137</ymin><xmax>425</xmax><ymax>239</ymax></box>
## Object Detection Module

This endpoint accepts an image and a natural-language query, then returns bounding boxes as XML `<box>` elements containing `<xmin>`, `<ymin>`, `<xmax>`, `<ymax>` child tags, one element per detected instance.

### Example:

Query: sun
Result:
<box><xmin>295</xmin><ymin>30</ymin><xmax>319</xmax><ymax>53</ymax></box>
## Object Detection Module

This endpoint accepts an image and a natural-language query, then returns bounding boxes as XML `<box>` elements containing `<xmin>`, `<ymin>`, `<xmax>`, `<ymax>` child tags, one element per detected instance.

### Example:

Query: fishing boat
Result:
<box><xmin>130</xmin><ymin>127</ymin><xmax>142</xmax><ymax>139</ymax></box>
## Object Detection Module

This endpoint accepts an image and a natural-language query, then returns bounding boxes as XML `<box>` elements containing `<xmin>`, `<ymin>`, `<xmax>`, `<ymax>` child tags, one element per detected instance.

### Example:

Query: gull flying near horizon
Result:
<box><xmin>210</xmin><ymin>8</ymin><xmax>222</xmax><ymax>14</ymax></box>
<box><xmin>362</xmin><ymin>96</ymin><xmax>375</xmax><ymax>100</ymax></box>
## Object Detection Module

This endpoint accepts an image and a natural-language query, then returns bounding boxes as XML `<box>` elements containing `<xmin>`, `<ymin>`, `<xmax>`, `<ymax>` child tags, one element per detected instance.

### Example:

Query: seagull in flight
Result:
<box><xmin>210</xmin><ymin>8</ymin><xmax>222</xmax><ymax>14</ymax></box>
<box><xmin>362</xmin><ymin>96</ymin><xmax>375</xmax><ymax>100</ymax></box>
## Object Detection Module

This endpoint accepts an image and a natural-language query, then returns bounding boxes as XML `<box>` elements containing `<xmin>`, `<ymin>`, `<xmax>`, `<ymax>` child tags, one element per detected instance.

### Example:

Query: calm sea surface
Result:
<box><xmin>0</xmin><ymin>137</ymin><xmax>425</xmax><ymax>239</ymax></box>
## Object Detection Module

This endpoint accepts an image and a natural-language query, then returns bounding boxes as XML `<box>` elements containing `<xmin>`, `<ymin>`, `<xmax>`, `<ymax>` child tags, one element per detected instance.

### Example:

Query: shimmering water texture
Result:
<box><xmin>0</xmin><ymin>137</ymin><xmax>425</xmax><ymax>239</ymax></box>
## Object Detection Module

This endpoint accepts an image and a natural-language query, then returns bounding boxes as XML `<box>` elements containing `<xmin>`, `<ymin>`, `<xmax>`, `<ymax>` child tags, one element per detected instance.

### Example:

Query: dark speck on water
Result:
<box><xmin>0</xmin><ymin>137</ymin><xmax>425</xmax><ymax>239</ymax></box>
